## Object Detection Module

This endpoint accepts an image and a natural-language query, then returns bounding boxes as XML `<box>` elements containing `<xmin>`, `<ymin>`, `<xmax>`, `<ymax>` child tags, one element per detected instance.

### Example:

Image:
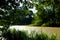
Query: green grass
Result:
<box><xmin>2</xmin><ymin>28</ymin><xmax>57</xmax><ymax>40</ymax></box>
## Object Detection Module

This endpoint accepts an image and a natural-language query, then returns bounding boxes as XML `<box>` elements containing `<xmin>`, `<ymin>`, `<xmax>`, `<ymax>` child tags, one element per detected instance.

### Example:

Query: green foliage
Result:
<box><xmin>2</xmin><ymin>29</ymin><xmax>28</xmax><ymax>40</ymax></box>
<box><xmin>35</xmin><ymin>32</ymin><xmax>48</xmax><ymax>40</ymax></box>
<box><xmin>50</xmin><ymin>33</ymin><xmax>57</xmax><ymax>40</ymax></box>
<box><xmin>0</xmin><ymin>1</ymin><xmax>35</xmax><ymax>40</ymax></box>
<box><xmin>0</xmin><ymin>0</ymin><xmax>34</xmax><ymax>37</ymax></box>
<box><xmin>2</xmin><ymin>29</ymin><xmax>57</xmax><ymax>40</ymax></box>
<box><xmin>32</xmin><ymin>0</ymin><xmax>60</xmax><ymax>27</ymax></box>
<box><xmin>0</xmin><ymin>0</ymin><xmax>60</xmax><ymax>27</ymax></box>
<box><xmin>0</xmin><ymin>0</ymin><xmax>34</xmax><ymax>26</ymax></box>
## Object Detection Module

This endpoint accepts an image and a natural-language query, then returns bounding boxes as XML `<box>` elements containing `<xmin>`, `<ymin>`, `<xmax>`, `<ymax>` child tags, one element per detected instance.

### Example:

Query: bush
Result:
<box><xmin>2</xmin><ymin>29</ymin><xmax>57</xmax><ymax>40</ymax></box>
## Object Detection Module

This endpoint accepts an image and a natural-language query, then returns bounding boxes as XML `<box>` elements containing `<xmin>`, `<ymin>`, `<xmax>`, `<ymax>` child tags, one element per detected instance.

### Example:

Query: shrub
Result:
<box><xmin>2</xmin><ymin>29</ymin><xmax>57</xmax><ymax>40</ymax></box>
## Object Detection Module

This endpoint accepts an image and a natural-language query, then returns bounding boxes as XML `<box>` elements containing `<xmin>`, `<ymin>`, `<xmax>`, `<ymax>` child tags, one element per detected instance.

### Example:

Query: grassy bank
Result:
<box><xmin>2</xmin><ymin>28</ymin><xmax>57</xmax><ymax>40</ymax></box>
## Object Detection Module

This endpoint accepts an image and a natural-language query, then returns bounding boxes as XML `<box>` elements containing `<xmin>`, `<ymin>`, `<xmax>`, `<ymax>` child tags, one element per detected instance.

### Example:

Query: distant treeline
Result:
<box><xmin>0</xmin><ymin>0</ymin><xmax>60</xmax><ymax>27</ymax></box>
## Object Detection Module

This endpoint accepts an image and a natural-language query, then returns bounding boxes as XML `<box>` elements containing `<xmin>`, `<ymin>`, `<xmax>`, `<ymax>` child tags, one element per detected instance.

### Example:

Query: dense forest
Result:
<box><xmin>0</xmin><ymin>0</ymin><xmax>60</xmax><ymax>27</ymax></box>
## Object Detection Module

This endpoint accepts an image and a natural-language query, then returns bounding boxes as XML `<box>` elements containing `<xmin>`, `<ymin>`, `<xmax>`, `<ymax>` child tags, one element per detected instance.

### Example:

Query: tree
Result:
<box><xmin>32</xmin><ymin>0</ymin><xmax>60</xmax><ymax>27</ymax></box>
<box><xmin>0</xmin><ymin>0</ymin><xmax>34</xmax><ymax>39</ymax></box>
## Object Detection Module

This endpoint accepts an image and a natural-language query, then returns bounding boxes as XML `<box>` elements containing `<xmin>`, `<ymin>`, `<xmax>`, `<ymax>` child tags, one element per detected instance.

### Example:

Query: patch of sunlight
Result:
<box><xmin>0</xmin><ymin>26</ymin><xmax>3</xmax><ymax>28</ymax></box>
<box><xmin>29</xmin><ymin>6</ymin><xmax>37</xmax><ymax>13</ymax></box>
<box><xmin>19</xmin><ymin>3</ymin><xmax>23</xmax><ymax>7</ymax></box>
<box><xmin>9</xmin><ymin>26</ymin><xmax>28</xmax><ymax>30</ymax></box>
<box><xmin>9</xmin><ymin>25</ymin><xmax>40</xmax><ymax>32</ymax></box>
<box><xmin>9</xmin><ymin>25</ymin><xmax>35</xmax><ymax>34</ymax></box>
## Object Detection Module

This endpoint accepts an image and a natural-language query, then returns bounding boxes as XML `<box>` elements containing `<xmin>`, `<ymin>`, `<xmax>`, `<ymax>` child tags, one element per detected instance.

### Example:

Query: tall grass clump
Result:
<box><xmin>2</xmin><ymin>29</ymin><xmax>57</xmax><ymax>40</ymax></box>
<box><xmin>50</xmin><ymin>33</ymin><xmax>57</xmax><ymax>40</ymax></box>
<box><xmin>2</xmin><ymin>28</ymin><xmax>28</xmax><ymax>40</ymax></box>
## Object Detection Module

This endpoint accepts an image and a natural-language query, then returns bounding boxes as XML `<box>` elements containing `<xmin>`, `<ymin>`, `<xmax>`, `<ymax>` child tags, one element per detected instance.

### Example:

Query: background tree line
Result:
<box><xmin>32</xmin><ymin>0</ymin><xmax>60</xmax><ymax>27</ymax></box>
<box><xmin>0</xmin><ymin>0</ymin><xmax>60</xmax><ymax>27</ymax></box>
